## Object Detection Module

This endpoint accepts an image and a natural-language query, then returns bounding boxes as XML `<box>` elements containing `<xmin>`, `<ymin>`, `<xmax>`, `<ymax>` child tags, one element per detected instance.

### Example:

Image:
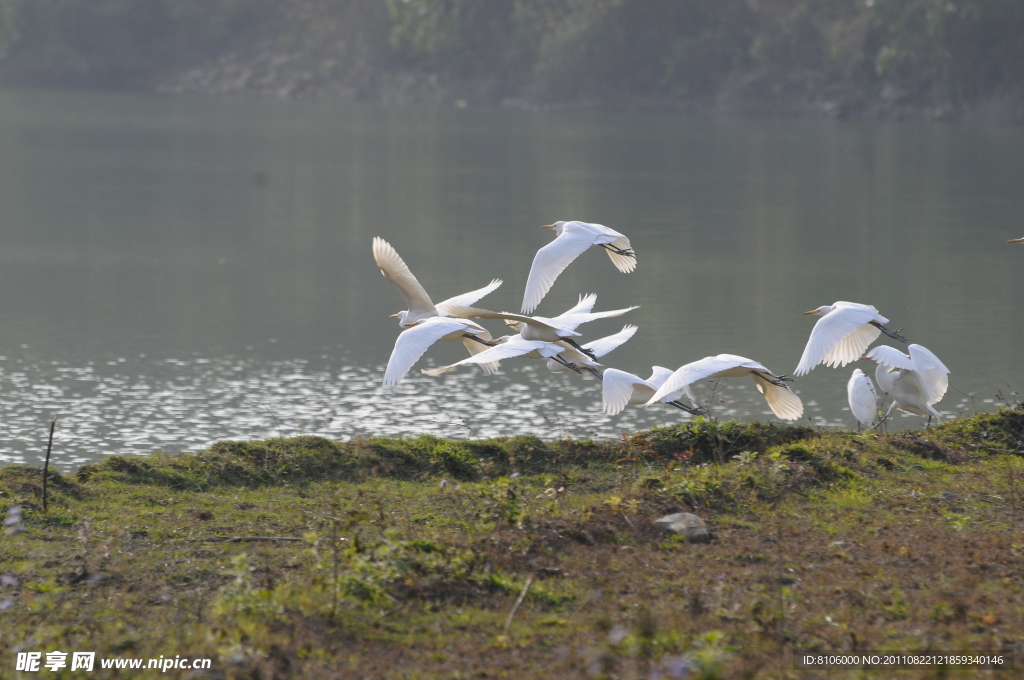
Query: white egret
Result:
<box><xmin>465</xmin><ymin>294</ymin><xmax>638</xmax><ymax>361</ymax></box>
<box><xmin>420</xmin><ymin>334</ymin><xmax>572</xmax><ymax>376</ymax></box>
<box><xmin>1009</xmin><ymin>236</ymin><xmax>1024</xmax><ymax>243</ymax></box>
<box><xmin>545</xmin><ymin>324</ymin><xmax>638</xmax><ymax>376</ymax></box>
<box><xmin>373</xmin><ymin>236</ymin><xmax>502</xmax><ymax>372</ymax></box>
<box><xmin>646</xmin><ymin>354</ymin><xmax>804</xmax><ymax>421</ymax></box>
<box><xmin>794</xmin><ymin>301</ymin><xmax>906</xmax><ymax>376</ymax></box>
<box><xmin>602</xmin><ymin>366</ymin><xmax>703</xmax><ymax>416</ymax></box>
<box><xmin>862</xmin><ymin>344</ymin><xmax>950</xmax><ymax>426</ymax></box>
<box><xmin>847</xmin><ymin>368</ymin><xmax>878</xmax><ymax>429</ymax></box>
<box><xmin>382</xmin><ymin>317</ymin><xmax>492</xmax><ymax>387</ymax></box>
<box><xmin>522</xmin><ymin>221</ymin><xmax>636</xmax><ymax>313</ymax></box>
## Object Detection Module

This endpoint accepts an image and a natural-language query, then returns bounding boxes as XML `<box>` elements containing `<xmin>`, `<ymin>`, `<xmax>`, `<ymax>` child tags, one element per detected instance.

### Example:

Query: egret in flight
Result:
<box><xmin>862</xmin><ymin>344</ymin><xmax>950</xmax><ymax>427</ymax></box>
<box><xmin>602</xmin><ymin>366</ymin><xmax>703</xmax><ymax>416</ymax></box>
<box><xmin>545</xmin><ymin>324</ymin><xmax>638</xmax><ymax>377</ymax></box>
<box><xmin>382</xmin><ymin>317</ymin><xmax>493</xmax><ymax>387</ymax></box>
<box><xmin>646</xmin><ymin>354</ymin><xmax>804</xmax><ymax>421</ymax></box>
<box><xmin>522</xmin><ymin>221</ymin><xmax>636</xmax><ymax>314</ymax></box>
<box><xmin>421</xmin><ymin>334</ymin><xmax>577</xmax><ymax>376</ymax></box>
<box><xmin>847</xmin><ymin>368</ymin><xmax>879</xmax><ymax>429</ymax></box>
<box><xmin>465</xmin><ymin>294</ymin><xmax>638</xmax><ymax>361</ymax></box>
<box><xmin>794</xmin><ymin>301</ymin><xmax>906</xmax><ymax>376</ymax></box>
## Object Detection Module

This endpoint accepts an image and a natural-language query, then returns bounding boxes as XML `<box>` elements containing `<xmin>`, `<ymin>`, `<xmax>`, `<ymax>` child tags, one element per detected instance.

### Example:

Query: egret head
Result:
<box><xmin>542</xmin><ymin>221</ymin><xmax>566</xmax><ymax>235</ymax></box>
<box><xmin>804</xmin><ymin>305</ymin><xmax>834</xmax><ymax>316</ymax></box>
<box><xmin>390</xmin><ymin>311</ymin><xmax>417</xmax><ymax>328</ymax></box>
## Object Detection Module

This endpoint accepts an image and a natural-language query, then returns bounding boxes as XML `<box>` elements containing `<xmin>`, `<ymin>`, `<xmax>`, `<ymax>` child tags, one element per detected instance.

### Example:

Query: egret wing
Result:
<box><xmin>752</xmin><ymin>374</ymin><xmax>804</xmax><ymax>421</ymax></box>
<box><xmin>461</xmin><ymin>327</ymin><xmax>499</xmax><ymax>375</ymax></box>
<box><xmin>383</xmin><ymin>318</ymin><xmax>477</xmax><ymax>386</ymax></box>
<box><xmin>604</xmin><ymin>235</ymin><xmax>637</xmax><ymax>273</ymax></box>
<box><xmin>908</xmin><ymin>344</ymin><xmax>949</xmax><ymax>404</ymax></box>
<box><xmin>436</xmin><ymin>279</ymin><xmax>503</xmax><ymax>316</ymax></box>
<box><xmin>422</xmin><ymin>335</ymin><xmax>554</xmax><ymax>376</ymax></box>
<box><xmin>555</xmin><ymin>305</ymin><xmax>640</xmax><ymax>332</ymax></box>
<box><xmin>372</xmin><ymin>237</ymin><xmax>436</xmax><ymax>316</ymax></box>
<box><xmin>583</xmin><ymin>325</ymin><xmax>638</xmax><ymax>358</ymax></box>
<box><xmin>875</xmin><ymin>364</ymin><xmax>899</xmax><ymax>395</ymax></box>
<box><xmin>602</xmin><ymin>369</ymin><xmax>653</xmax><ymax>415</ymax></box>
<box><xmin>795</xmin><ymin>307</ymin><xmax>881</xmax><ymax>376</ymax></box>
<box><xmin>647</xmin><ymin>366</ymin><xmax>676</xmax><ymax>389</ymax></box>
<box><xmin>559</xmin><ymin>293</ymin><xmax>598</xmax><ymax>316</ymax></box>
<box><xmin>522</xmin><ymin>226</ymin><xmax>598</xmax><ymax>313</ymax></box>
<box><xmin>864</xmin><ymin>345</ymin><xmax>914</xmax><ymax>371</ymax></box>
<box><xmin>646</xmin><ymin>355</ymin><xmax>749</xmax><ymax>405</ymax></box>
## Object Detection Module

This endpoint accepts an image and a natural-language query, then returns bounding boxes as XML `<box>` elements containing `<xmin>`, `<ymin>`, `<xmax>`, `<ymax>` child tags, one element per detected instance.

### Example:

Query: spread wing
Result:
<box><xmin>864</xmin><ymin>345</ymin><xmax>914</xmax><ymax>371</ymax></box>
<box><xmin>847</xmin><ymin>368</ymin><xmax>879</xmax><ymax>426</ymax></box>
<box><xmin>795</xmin><ymin>307</ymin><xmax>881</xmax><ymax>376</ymax></box>
<box><xmin>602</xmin><ymin>369</ymin><xmax>654</xmax><ymax>415</ymax></box>
<box><xmin>554</xmin><ymin>305</ymin><xmax>640</xmax><ymax>332</ymax></box>
<box><xmin>752</xmin><ymin>374</ymin><xmax>804</xmax><ymax>421</ymax></box>
<box><xmin>382</xmin><ymin>318</ymin><xmax>477</xmax><ymax>386</ymax></box>
<box><xmin>372</xmin><ymin>237</ymin><xmax>436</xmax><ymax>316</ymax></box>
<box><xmin>436</xmin><ymin>279</ymin><xmax>503</xmax><ymax>316</ymax></box>
<box><xmin>582</xmin><ymin>325</ymin><xmax>638</xmax><ymax>358</ymax></box>
<box><xmin>461</xmin><ymin>327</ymin><xmax>499</xmax><ymax>375</ymax></box>
<box><xmin>522</xmin><ymin>227</ymin><xmax>597</xmax><ymax>313</ymax></box>
<box><xmin>646</xmin><ymin>355</ymin><xmax>750</xmax><ymax>405</ymax></box>
<box><xmin>908</xmin><ymin>344</ymin><xmax>949</xmax><ymax>405</ymax></box>
<box><xmin>421</xmin><ymin>335</ymin><xmax>556</xmax><ymax>376</ymax></box>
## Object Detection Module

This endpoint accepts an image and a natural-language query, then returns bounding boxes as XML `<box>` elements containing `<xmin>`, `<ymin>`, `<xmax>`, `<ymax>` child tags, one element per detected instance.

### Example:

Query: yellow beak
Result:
<box><xmin>803</xmin><ymin>310</ymin><xmax>818</xmax><ymax>315</ymax></box>
<box><xmin>542</xmin><ymin>224</ymin><xmax>555</xmax><ymax>229</ymax></box>
<box><xmin>1008</xmin><ymin>238</ymin><xmax>1024</xmax><ymax>243</ymax></box>
<box><xmin>389</xmin><ymin>313</ymin><xmax>399</xmax><ymax>318</ymax></box>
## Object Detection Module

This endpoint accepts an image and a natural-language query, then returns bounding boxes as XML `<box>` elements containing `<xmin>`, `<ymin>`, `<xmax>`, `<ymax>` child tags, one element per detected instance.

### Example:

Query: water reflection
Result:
<box><xmin>0</xmin><ymin>89</ymin><xmax>1021</xmax><ymax>468</ymax></box>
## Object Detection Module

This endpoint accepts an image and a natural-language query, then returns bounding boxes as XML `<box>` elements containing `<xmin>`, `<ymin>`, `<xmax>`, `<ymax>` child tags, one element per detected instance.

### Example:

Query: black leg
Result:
<box><xmin>552</xmin><ymin>355</ymin><xmax>582</xmax><ymax>373</ymax></box>
<box><xmin>869</xmin><ymin>321</ymin><xmax>908</xmax><ymax>343</ymax></box>
<box><xmin>463</xmin><ymin>333</ymin><xmax>498</xmax><ymax>346</ymax></box>
<box><xmin>599</xmin><ymin>243</ymin><xmax>636</xmax><ymax>258</ymax></box>
<box><xmin>666</xmin><ymin>400</ymin><xmax>705</xmax><ymax>416</ymax></box>
<box><xmin>752</xmin><ymin>370</ymin><xmax>791</xmax><ymax>388</ymax></box>
<box><xmin>562</xmin><ymin>337</ymin><xmax>598</xmax><ymax>360</ymax></box>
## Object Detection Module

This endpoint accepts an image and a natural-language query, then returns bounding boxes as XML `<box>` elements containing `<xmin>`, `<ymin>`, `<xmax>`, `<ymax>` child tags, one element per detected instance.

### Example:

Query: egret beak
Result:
<box><xmin>389</xmin><ymin>313</ymin><xmax>400</xmax><ymax>318</ymax></box>
<box><xmin>1008</xmin><ymin>238</ymin><xmax>1024</xmax><ymax>243</ymax></box>
<box><xmin>541</xmin><ymin>224</ymin><xmax>555</xmax><ymax>229</ymax></box>
<box><xmin>803</xmin><ymin>310</ymin><xmax>818</xmax><ymax>315</ymax></box>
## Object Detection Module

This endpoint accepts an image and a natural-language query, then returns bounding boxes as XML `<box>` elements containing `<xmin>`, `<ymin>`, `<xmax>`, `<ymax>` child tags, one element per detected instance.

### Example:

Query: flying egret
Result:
<box><xmin>602</xmin><ymin>366</ymin><xmax>703</xmax><ymax>416</ymax></box>
<box><xmin>545</xmin><ymin>324</ymin><xmax>638</xmax><ymax>377</ymax></box>
<box><xmin>373</xmin><ymin>236</ymin><xmax>502</xmax><ymax>372</ymax></box>
<box><xmin>794</xmin><ymin>301</ymin><xmax>907</xmax><ymax>376</ymax></box>
<box><xmin>420</xmin><ymin>334</ymin><xmax>577</xmax><ymax>376</ymax></box>
<box><xmin>862</xmin><ymin>344</ymin><xmax>949</xmax><ymax>426</ymax></box>
<box><xmin>646</xmin><ymin>354</ymin><xmax>804</xmax><ymax>421</ymax></box>
<box><xmin>382</xmin><ymin>317</ymin><xmax>493</xmax><ymax>387</ymax></box>
<box><xmin>1009</xmin><ymin>236</ymin><xmax>1024</xmax><ymax>243</ymax></box>
<box><xmin>847</xmin><ymin>368</ymin><xmax>879</xmax><ymax>429</ymax></box>
<box><xmin>461</xmin><ymin>293</ymin><xmax>638</xmax><ymax>360</ymax></box>
<box><xmin>522</xmin><ymin>221</ymin><xmax>636</xmax><ymax>314</ymax></box>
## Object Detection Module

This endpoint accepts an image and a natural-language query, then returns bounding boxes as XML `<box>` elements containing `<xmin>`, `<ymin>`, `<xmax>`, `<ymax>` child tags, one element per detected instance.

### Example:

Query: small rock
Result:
<box><xmin>653</xmin><ymin>513</ymin><xmax>710</xmax><ymax>543</ymax></box>
<box><xmin>939</xmin><ymin>492</ymin><xmax>959</xmax><ymax>502</ymax></box>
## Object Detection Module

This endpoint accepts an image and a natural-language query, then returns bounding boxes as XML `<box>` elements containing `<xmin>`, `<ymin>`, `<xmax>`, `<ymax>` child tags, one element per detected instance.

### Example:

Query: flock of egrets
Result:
<box><xmin>374</xmin><ymin>223</ymin><xmax>1022</xmax><ymax>430</ymax></box>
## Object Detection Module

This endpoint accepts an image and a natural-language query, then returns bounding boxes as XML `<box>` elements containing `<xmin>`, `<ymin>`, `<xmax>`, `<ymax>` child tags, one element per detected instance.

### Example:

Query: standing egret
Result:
<box><xmin>794</xmin><ymin>302</ymin><xmax>907</xmax><ymax>376</ymax></box>
<box><xmin>373</xmin><ymin>236</ymin><xmax>503</xmax><ymax>372</ymax></box>
<box><xmin>382</xmin><ymin>317</ymin><xmax>493</xmax><ymax>387</ymax></box>
<box><xmin>862</xmin><ymin>344</ymin><xmax>950</xmax><ymax>426</ymax></box>
<box><xmin>1009</xmin><ymin>237</ymin><xmax>1024</xmax><ymax>243</ymax></box>
<box><xmin>647</xmin><ymin>354</ymin><xmax>804</xmax><ymax>421</ymax></box>
<box><xmin>522</xmin><ymin>221</ymin><xmax>636</xmax><ymax>314</ymax></box>
<box><xmin>420</xmin><ymin>334</ymin><xmax>578</xmax><ymax>376</ymax></box>
<box><xmin>545</xmin><ymin>325</ymin><xmax>638</xmax><ymax>377</ymax></box>
<box><xmin>847</xmin><ymin>368</ymin><xmax>879</xmax><ymax>429</ymax></box>
<box><xmin>602</xmin><ymin>366</ymin><xmax>703</xmax><ymax>416</ymax></box>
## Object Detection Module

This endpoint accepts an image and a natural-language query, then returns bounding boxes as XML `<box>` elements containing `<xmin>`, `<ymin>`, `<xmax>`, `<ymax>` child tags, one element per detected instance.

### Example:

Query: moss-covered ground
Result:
<box><xmin>2</xmin><ymin>411</ymin><xmax>1023</xmax><ymax>678</ymax></box>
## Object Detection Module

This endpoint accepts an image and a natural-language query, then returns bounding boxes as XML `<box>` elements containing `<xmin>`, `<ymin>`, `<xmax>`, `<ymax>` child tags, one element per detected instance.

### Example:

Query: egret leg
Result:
<box><xmin>462</xmin><ymin>333</ymin><xmax>498</xmax><ymax>346</ymax></box>
<box><xmin>599</xmin><ymin>243</ymin><xmax>636</xmax><ymax>258</ymax></box>
<box><xmin>873</xmin><ymin>400</ymin><xmax>898</xmax><ymax>431</ymax></box>
<box><xmin>583</xmin><ymin>366</ymin><xmax>603</xmax><ymax>378</ymax></box>
<box><xmin>666</xmin><ymin>400</ymin><xmax>705</xmax><ymax>416</ymax></box>
<box><xmin>751</xmin><ymin>370</ymin><xmax>791</xmax><ymax>387</ymax></box>
<box><xmin>561</xmin><ymin>337</ymin><xmax>598</xmax><ymax>360</ymax></box>
<box><xmin>869</xmin><ymin>321</ymin><xmax>908</xmax><ymax>343</ymax></box>
<box><xmin>552</xmin><ymin>355</ymin><xmax>582</xmax><ymax>373</ymax></box>
<box><xmin>926</xmin><ymin>415</ymin><xmax>932</xmax><ymax>430</ymax></box>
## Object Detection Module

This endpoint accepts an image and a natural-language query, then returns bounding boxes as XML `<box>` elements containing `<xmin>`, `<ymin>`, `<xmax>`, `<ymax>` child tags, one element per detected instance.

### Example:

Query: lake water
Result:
<box><xmin>0</xmin><ymin>88</ymin><xmax>1022</xmax><ymax>471</ymax></box>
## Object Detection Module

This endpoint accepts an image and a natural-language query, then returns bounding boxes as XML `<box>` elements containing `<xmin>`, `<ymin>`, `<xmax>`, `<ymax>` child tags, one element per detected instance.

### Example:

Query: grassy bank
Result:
<box><xmin>1</xmin><ymin>411</ymin><xmax>1023</xmax><ymax>678</ymax></box>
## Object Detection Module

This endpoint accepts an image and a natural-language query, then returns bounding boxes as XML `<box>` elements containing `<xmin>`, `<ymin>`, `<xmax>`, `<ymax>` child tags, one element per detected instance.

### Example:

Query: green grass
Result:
<box><xmin>2</xmin><ymin>411</ymin><xmax>1023</xmax><ymax>678</ymax></box>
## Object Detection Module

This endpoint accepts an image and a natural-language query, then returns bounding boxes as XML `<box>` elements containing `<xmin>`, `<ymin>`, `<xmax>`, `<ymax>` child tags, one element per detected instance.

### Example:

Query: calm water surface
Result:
<box><xmin>0</xmin><ymin>89</ymin><xmax>1022</xmax><ymax>470</ymax></box>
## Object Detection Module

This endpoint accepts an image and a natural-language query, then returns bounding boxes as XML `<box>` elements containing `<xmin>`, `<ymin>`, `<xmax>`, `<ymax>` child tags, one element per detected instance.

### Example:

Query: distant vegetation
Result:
<box><xmin>1</xmin><ymin>0</ymin><xmax>1022</xmax><ymax>121</ymax></box>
